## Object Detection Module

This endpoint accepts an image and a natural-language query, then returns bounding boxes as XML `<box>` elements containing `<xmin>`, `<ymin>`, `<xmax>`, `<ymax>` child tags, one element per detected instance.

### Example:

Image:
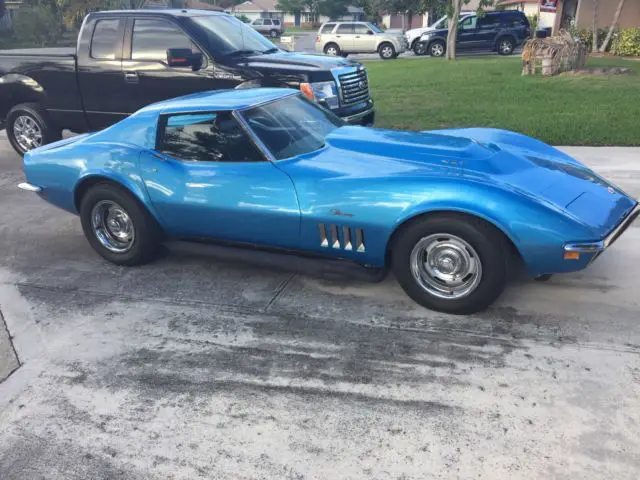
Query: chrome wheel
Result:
<box><xmin>381</xmin><ymin>45</ymin><xmax>394</xmax><ymax>58</ymax></box>
<box><xmin>91</xmin><ymin>200</ymin><xmax>135</xmax><ymax>253</ymax></box>
<box><xmin>409</xmin><ymin>233</ymin><xmax>482</xmax><ymax>300</ymax></box>
<box><xmin>325</xmin><ymin>45</ymin><xmax>339</xmax><ymax>56</ymax></box>
<box><xmin>430</xmin><ymin>43</ymin><xmax>444</xmax><ymax>57</ymax></box>
<box><xmin>499</xmin><ymin>39</ymin><xmax>513</xmax><ymax>54</ymax></box>
<box><xmin>13</xmin><ymin>115</ymin><xmax>43</xmax><ymax>152</ymax></box>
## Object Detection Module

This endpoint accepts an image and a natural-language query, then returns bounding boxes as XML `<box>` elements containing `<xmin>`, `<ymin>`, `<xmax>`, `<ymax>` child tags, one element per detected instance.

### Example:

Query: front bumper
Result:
<box><xmin>564</xmin><ymin>202</ymin><xmax>640</xmax><ymax>261</ymax></box>
<box><xmin>334</xmin><ymin>99</ymin><xmax>375</xmax><ymax>126</ymax></box>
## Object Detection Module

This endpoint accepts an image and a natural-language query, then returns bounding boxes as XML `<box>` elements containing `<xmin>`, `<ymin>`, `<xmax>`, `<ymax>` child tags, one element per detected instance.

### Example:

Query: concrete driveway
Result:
<box><xmin>0</xmin><ymin>130</ymin><xmax>639</xmax><ymax>479</ymax></box>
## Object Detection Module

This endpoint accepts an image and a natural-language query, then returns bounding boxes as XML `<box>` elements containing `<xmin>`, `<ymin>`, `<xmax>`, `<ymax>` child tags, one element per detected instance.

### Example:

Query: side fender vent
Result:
<box><xmin>319</xmin><ymin>224</ymin><xmax>365</xmax><ymax>253</ymax></box>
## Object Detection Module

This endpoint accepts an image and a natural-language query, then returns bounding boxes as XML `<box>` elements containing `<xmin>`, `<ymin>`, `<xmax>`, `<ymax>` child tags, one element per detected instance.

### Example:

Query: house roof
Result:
<box><xmin>498</xmin><ymin>0</ymin><xmax>538</xmax><ymax>5</ymax></box>
<box><xmin>233</xmin><ymin>0</ymin><xmax>276</xmax><ymax>13</ymax></box>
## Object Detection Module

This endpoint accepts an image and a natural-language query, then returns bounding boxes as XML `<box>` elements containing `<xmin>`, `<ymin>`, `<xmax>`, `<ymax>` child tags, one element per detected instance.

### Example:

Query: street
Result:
<box><xmin>0</xmin><ymin>129</ymin><xmax>639</xmax><ymax>479</ymax></box>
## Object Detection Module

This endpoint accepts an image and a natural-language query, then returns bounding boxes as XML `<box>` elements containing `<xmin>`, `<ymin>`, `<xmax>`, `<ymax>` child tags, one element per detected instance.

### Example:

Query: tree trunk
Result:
<box><xmin>592</xmin><ymin>0</ymin><xmax>598</xmax><ymax>53</ymax></box>
<box><xmin>446</xmin><ymin>0</ymin><xmax>463</xmax><ymax>60</ymax></box>
<box><xmin>599</xmin><ymin>0</ymin><xmax>626</xmax><ymax>52</ymax></box>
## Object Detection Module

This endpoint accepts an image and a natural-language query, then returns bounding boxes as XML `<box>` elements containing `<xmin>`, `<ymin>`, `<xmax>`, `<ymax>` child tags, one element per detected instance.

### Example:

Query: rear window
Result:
<box><xmin>503</xmin><ymin>12</ymin><xmax>529</xmax><ymax>26</ymax></box>
<box><xmin>321</xmin><ymin>23</ymin><xmax>336</xmax><ymax>34</ymax></box>
<box><xmin>90</xmin><ymin>19</ymin><xmax>123</xmax><ymax>60</ymax></box>
<box><xmin>273</xmin><ymin>19</ymin><xmax>281</xmax><ymax>25</ymax></box>
<box><xmin>337</xmin><ymin>23</ymin><xmax>355</xmax><ymax>34</ymax></box>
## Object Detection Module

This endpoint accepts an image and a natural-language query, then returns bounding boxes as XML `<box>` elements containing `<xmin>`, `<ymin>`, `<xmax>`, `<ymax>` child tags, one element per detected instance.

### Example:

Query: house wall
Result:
<box><xmin>382</xmin><ymin>14</ymin><xmax>429</xmax><ymax>30</ymax></box>
<box><xmin>500</xmin><ymin>3</ymin><xmax>557</xmax><ymax>29</ymax></box>
<box><xmin>574</xmin><ymin>0</ymin><xmax>640</xmax><ymax>30</ymax></box>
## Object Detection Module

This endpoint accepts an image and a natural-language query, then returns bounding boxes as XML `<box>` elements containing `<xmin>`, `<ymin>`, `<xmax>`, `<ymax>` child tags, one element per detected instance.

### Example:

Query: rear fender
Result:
<box><xmin>0</xmin><ymin>74</ymin><xmax>46</xmax><ymax>117</ymax></box>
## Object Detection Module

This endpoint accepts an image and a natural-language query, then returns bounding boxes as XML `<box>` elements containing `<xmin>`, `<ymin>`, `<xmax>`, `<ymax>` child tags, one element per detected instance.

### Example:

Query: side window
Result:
<box><xmin>273</xmin><ymin>19</ymin><xmax>281</xmax><ymax>26</ymax></box>
<box><xmin>132</xmin><ymin>19</ymin><xmax>194</xmax><ymax>62</ymax></box>
<box><xmin>460</xmin><ymin>16</ymin><xmax>477</xmax><ymax>30</ymax></box>
<box><xmin>90</xmin><ymin>19</ymin><xmax>123</xmax><ymax>60</ymax></box>
<box><xmin>337</xmin><ymin>23</ymin><xmax>355</xmax><ymax>34</ymax></box>
<box><xmin>477</xmin><ymin>15</ymin><xmax>501</xmax><ymax>29</ymax></box>
<box><xmin>158</xmin><ymin>112</ymin><xmax>264</xmax><ymax>163</ymax></box>
<box><xmin>253</xmin><ymin>19</ymin><xmax>264</xmax><ymax>26</ymax></box>
<box><xmin>321</xmin><ymin>23</ymin><xmax>335</xmax><ymax>34</ymax></box>
<box><xmin>504</xmin><ymin>14</ymin><xmax>528</xmax><ymax>27</ymax></box>
<box><xmin>354</xmin><ymin>24</ymin><xmax>371</xmax><ymax>35</ymax></box>
<box><xmin>263</xmin><ymin>19</ymin><xmax>272</xmax><ymax>26</ymax></box>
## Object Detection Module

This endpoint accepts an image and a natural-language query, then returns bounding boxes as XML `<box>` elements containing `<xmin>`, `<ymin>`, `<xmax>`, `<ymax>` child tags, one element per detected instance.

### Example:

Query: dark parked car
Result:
<box><xmin>414</xmin><ymin>10</ymin><xmax>531</xmax><ymax>57</ymax></box>
<box><xmin>0</xmin><ymin>9</ymin><xmax>375</xmax><ymax>156</ymax></box>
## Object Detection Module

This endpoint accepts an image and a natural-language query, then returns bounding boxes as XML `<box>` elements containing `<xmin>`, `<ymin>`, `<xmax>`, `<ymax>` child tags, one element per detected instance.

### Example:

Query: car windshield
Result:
<box><xmin>368</xmin><ymin>23</ymin><xmax>383</xmax><ymax>33</ymax></box>
<box><xmin>241</xmin><ymin>94</ymin><xmax>344</xmax><ymax>160</ymax></box>
<box><xmin>191</xmin><ymin>15</ymin><xmax>278</xmax><ymax>57</ymax></box>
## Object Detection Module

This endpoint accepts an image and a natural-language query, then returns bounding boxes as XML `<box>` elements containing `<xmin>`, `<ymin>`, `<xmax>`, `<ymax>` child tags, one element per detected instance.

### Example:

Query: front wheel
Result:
<box><xmin>80</xmin><ymin>183</ymin><xmax>162</xmax><ymax>266</ymax></box>
<box><xmin>413</xmin><ymin>41</ymin><xmax>428</xmax><ymax>56</ymax></box>
<box><xmin>391</xmin><ymin>215</ymin><xmax>509</xmax><ymax>314</ymax></box>
<box><xmin>497</xmin><ymin>37</ymin><xmax>515</xmax><ymax>55</ymax></box>
<box><xmin>6</xmin><ymin>103</ymin><xmax>62</xmax><ymax>156</ymax></box>
<box><xmin>379</xmin><ymin>42</ymin><xmax>397</xmax><ymax>59</ymax></box>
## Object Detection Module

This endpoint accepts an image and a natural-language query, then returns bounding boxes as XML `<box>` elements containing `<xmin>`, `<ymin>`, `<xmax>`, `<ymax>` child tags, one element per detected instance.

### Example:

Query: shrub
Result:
<box><xmin>612</xmin><ymin>28</ymin><xmax>640</xmax><ymax>57</ymax></box>
<box><xmin>235</xmin><ymin>14</ymin><xmax>250</xmax><ymax>23</ymax></box>
<box><xmin>569</xmin><ymin>27</ymin><xmax>613</xmax><ymax>52</ymax></box>
<box><xmin>13</xmin><ymin>5</ymin><xmax>63</xmax><ymax>47</ymax></box>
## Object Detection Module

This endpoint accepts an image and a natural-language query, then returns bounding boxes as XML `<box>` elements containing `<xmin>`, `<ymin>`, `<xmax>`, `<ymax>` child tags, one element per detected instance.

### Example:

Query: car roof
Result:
<box><xmin>88</xmin><ymin>9</ymin><xmax>226</xmax><ymax>18</ymax></box>
<box><xmin>138</xmin><ymin>88</ymin><xmax>297</xmax><ymax>114</ymax></box>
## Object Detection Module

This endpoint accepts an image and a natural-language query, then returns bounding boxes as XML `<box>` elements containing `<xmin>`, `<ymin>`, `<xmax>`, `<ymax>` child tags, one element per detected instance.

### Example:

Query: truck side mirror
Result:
<box><xmin>166</xmin><ymin>48</ymin><xmax>203</xmax><ymax>70</ymax></box>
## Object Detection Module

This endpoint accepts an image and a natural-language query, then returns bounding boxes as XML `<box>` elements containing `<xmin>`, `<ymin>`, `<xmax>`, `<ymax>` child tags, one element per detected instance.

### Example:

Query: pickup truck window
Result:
<box><xmin>91</xmin><ymin>19</ymin><xmax>123</xmax><ymax>60</ymax></box>
<box><xmin>192</xmin><ymin>15</ymin><xmax>275</xmax><ymax>56</ymax></box>
<box><xmin>132</xmin><ymin>19</ymin><xmax>193</xmax><ymax>62</ymax></box>
<box><xmin>158</xmin><ymin>111</ymin><xmax>264</xmax><ymax>163</ymax></box>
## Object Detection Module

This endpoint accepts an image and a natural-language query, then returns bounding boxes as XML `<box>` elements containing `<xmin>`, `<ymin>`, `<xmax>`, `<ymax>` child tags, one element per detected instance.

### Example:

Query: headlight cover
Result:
<box><xmin>300</xmin><ymin>81</ymin><xmax>340</xmax><ymax>109</ymax></box>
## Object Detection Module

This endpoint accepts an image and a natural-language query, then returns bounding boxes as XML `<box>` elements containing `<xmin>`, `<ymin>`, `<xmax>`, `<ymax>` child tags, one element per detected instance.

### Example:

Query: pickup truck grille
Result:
<box><xmin>338</xmin><ymin>69</ymin><xmax>370</xmax><ymax>107</ymax></box>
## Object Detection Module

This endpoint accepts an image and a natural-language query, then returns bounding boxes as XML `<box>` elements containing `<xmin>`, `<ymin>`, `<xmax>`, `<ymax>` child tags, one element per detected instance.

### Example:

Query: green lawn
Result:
<box><xmin>365</xmin><ymin>56</ymin><xmax>640</xmax><ymax>146</ymax></box>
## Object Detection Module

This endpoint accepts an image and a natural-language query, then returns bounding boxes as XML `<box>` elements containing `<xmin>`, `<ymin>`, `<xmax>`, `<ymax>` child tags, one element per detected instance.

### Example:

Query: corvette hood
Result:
<box><xmin>325</xmin><ymin>126</ymin><xmax>637</xmax><ymax>237</ymax></box>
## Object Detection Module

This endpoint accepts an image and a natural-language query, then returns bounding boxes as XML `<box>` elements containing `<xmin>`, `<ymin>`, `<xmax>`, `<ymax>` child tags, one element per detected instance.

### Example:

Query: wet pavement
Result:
<box><xmin>0</xmin><ymin>132</ymin><xmax>639</xmax><ymax>479</ymax></box>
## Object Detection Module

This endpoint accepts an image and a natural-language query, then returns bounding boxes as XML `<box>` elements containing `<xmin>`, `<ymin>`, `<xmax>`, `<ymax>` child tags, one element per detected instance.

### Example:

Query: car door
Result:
<box><xmin>120</xmin><ymin>17</ymin><xmax>238</xmax><ymax>115</ymax></box>
<box><xmin>456</xmin><ymin>15</ymin><xmax>479</xmax><ymax>50</ymax></box>
<box><xmin>335</xmin><ymin>23</ymin><xmax>356</xmax><ymax>52</ymax></box>
<box><xmin>353</xmin><ymin>23</ymin><xmax>377</xmax><ymax>52</ymax></box>
<box><xmin>475</xmin><ymin>14</ymin><xmax>502</xmax><ymax>49</ymax></box>
<box><xmin>262</xmin><ymin>18</ymin><xmax>273</xmax><ymax>34</ymax></box>
<box><xmin>139</xmin><ymin>110</ymin><xmax>301</xmax><ymax>249</ymax></box>
<box><xmin>76</xmin><ymin>16</ymin><xmax>128</xmax><ymax>130</ymax></box>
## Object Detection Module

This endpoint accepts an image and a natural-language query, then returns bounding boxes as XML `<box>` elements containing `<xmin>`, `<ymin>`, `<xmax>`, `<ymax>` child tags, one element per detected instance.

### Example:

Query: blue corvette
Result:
<box><xmin>19</xmin><ymin>88</ymin><xmax>639</xmax><ymax>314</ymax></box>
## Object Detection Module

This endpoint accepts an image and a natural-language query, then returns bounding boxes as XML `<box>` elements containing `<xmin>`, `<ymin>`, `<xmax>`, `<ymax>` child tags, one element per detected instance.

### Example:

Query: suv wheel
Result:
<box><xmin>413</xmin><ymin>41</ymin><xmax>428</xmax><ymax>56</ymax></box>
<box><xmin>497</xmin><ymin>37</ymin><xmax>515</xmax><ymax>55</ymax></box>
<box><xmin>379</xmin><ymin>42</ymin><xmax>396</xmax><ymax>60</ymax></box>
<box><xmin>324</xmin><ymin>43</ymin><xmax>340</xmax><ymax>56</ymax></box>
<box><xmin>6</xmin><ymin>103</ymin><xmax>62</xmax><ymax>157</ymax></box>
<box><xmin>269</xmin><ymin>29</ymin><xmax>279</xmax><ymax>38</ymax></box>
<box><xmin>429</xmin><ymin>40</ymin><xmax>446</xmax><ymax>57</ymax></box>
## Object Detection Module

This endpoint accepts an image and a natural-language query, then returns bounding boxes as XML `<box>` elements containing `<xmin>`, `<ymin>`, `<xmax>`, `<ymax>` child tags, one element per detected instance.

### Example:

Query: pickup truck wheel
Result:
<box><xmin>80</xmin><ymin>183</ymin><xmax>162</xmax><ymax>266</ymax></box>
<box><xmin>324</xmin><ymin>43</ymin><xmax>340</xmax><ymax>56</ymax></box>
<box><xmin>6</xmin><ymin>103</ymin><xmax>62</xmax><ymax>156</ymax></box>
<box><xmin>379</xmin><ymin>42</ymin><xmax>396</xmax><ymax>59</ymax></box>
<box><xmin>429</xmin><ymin>40</ymin><xmax>446</xmax><ymax>57</ymax></box>
<box><xmin>413</xmin><ymin>41</ymin><xmax>428</xmax><ymax>56</ymax></box>
<box><xmin>391</xmin><ymin>214</ymin><xmax>509</xmax><ymax>314</ymax></box>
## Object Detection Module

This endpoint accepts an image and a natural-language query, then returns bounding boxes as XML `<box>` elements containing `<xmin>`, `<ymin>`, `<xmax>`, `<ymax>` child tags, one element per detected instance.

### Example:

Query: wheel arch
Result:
<box><xmin>73</xmin><ymin>174</ymin><xmax>164</xmax><ymax>230</ymax></box>
<box><xmin>495</xmin><ymin>34</ymin><xmax>517</xmax><ymax>50</ymax></box>
<box><xmin>0</xmin><ymin>74</ymin><xmax>47</xmax><ymax>119</ymax></box>
<box><xmin>385</xmin><ymin>209</ymin><xmax>523</xmax><ymax>267</ymax></box>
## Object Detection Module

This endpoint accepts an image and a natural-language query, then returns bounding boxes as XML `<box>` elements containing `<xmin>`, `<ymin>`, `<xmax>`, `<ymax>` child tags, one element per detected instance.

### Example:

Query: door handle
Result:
<box><xmin>124</xmin><ymin>71</ymin><xmax>139</xmax><ymax>84</ymax></box>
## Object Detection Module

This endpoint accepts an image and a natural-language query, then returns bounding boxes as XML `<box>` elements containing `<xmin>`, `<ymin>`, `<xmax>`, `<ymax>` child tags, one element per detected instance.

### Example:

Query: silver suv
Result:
<box><xmin>249</xmin><ymin>18</ymin><xmax>284</xmax><ymax>38</ymax></box>
<box><xmin>316</xmin><ymin>21</ymin><xmax>408</xmax><ymax>59</ymax></box>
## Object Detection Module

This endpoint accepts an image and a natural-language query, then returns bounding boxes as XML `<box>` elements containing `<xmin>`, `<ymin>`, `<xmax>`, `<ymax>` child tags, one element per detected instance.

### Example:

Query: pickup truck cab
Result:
<box><xmin>0</xmin><ymin>9</ymin><xmax>375</xmax><ymax>155</ymax></box>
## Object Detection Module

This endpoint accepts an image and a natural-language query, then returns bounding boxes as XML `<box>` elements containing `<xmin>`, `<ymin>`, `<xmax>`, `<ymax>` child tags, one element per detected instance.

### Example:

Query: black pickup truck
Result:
<box><xmin>0</xmin><ymin>9</ymin><xmax>375</xmax><ymax>155</ymax></box>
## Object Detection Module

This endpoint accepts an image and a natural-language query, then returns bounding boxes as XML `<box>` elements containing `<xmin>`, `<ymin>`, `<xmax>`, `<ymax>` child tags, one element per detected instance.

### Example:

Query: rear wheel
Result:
<box><xmin>324</xmin><ymin>43</ymin><xmax>340</xmax><ymax>56</ymax></box>
<box><xmin>79</xmin><ymin>183</ymin><xmax>162</xmax><ymax>266</ymax></box>
<box><xmin>429</xmin><ymin>40</ymin><xmax>446</xmax><ymax>57</ymax></box>
<box><xmin>379</xmin><ymin>42</ymin><xmax>397</xmax><ymax>59</ymax></box>
<box><xmin>269</xmin><ymin>29</ymin><xmax>279</xmax><ymax>38</ymax></box>
<box><xmin>391</xmin><ymin>214</ymin><xmax>509</xmax><ymax>314</ymax></box>
<box><xmin>6</xmin><ymin>103</ymin><xmax>62</xmax><ymax>156</ymax></box>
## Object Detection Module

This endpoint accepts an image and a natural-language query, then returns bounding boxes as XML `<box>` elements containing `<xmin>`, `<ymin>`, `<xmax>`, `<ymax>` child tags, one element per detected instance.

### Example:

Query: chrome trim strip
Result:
<box><xmin>342</xmin><ymin>105</ymin><xmax>375</xmax><ymax>124</ymax></box>
<box><xmin>564</xmin><ymin>241</ymin><xmax>604</xmax><ymax>253</ymax></box>
<box><xmin>18</xmin><ymin>182</ymin><xmax>42</xmax><ymax>193</ymax></box>
<box><xmin>232</xmin><ymin>110</ymin><xmax>277</xmax><ymax>163</ymax></box>
<box><xmin>603</xmin><ymin>202</ymin><xmax>640</xmax><ymax>248</ymax></box>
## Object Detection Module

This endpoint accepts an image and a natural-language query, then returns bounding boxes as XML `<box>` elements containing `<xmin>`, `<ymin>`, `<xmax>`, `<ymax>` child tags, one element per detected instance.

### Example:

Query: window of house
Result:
<box><xmin>90</xmin><ymin>19</ymin><xmax>123</xmax><ymax>60</ymax></box>
<box><xmin>158</xmin><ymin>112</ymin><xmax>264</xmax><ymax>163</ymax></box>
